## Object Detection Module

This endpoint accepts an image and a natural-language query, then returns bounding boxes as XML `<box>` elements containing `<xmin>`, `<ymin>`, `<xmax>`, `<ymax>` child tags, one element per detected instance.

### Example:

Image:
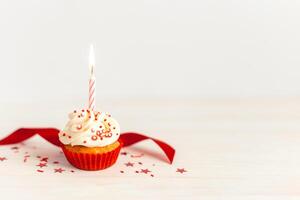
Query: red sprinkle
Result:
<box><xmin>99</xmin><ymin>125</ymin><xmax>102</xmax><ymax>128</ymax></box>
<box><xmin>96</xmin><ymin>131</ymin><xmax>101</xmax><ymax>136</ymax></box>
<box><xmin>104</xmin><ymin>119</ymin><xmax>107</xmax><ymax>122</ymax></box>
<box><xmin>113</xmin><ymin>127</ymin><xmax>116</xmax><ymax>130</ymax></box>
<box><xmin>68</xmin><ymin>136</ymin><xmax>72</xmax><ymax>139</ymax></box>
<box><xmin>62</xmin><ymin>133</ymin><xmax>66</xmax><ymax>136</ymax></box>
<box><xmin>91</xmin><ymin>135</ymin><xmax>97</xmax><ymax>141</ymax></box>
<box><xmin>78</xmin><ymin>115</ymin><xmax>81</xmax><ymax>118</ymax></box>
<box><xmin>76</xmin><ymin>125</ymin><xmax>82</xmax><ymax>130</ymax></box>
<box><xmin>73</xmin><ymin>110</ymin><xmax>77</xmax><ymax>113</ymax></box>
<box><xmin>83</xmin><ymin>141</ymin><xmax>87</xmax><ymax>144</ymax></box>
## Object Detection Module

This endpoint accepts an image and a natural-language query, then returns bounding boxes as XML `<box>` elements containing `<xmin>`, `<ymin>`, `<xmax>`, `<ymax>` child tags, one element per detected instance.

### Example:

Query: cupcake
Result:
<box><xmin>59</xmin><ymin>109</ymin><xmax>122</xmax><ymax>170</ymax></box>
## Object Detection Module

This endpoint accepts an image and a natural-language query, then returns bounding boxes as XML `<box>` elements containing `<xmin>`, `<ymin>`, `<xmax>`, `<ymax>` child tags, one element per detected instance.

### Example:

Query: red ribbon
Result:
<box><xmin>0</xmin><ymin>128</ymin><xmax>175</xmax><ymax>164</ymax></box>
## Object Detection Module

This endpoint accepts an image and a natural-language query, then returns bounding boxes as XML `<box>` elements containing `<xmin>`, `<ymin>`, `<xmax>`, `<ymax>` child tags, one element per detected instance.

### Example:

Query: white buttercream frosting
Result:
<box><xmin>59</xmin><ymin>109</ymin><xmax>120</xmax><ymax>147</ymax></box>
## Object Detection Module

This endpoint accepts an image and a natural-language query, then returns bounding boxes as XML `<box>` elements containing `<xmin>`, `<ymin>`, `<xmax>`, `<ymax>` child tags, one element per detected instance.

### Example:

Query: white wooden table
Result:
<box><xmin>0</xmin><ymin>98</ymin><xmax>299</xmax><ymax>199</ymax></box>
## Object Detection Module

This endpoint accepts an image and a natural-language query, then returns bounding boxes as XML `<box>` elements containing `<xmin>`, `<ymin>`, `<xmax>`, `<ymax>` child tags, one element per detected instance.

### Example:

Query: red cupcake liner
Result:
<box><xmin>61</xmin><ymin>141</ymin><xmax>122</xmax><ymax>171</ymax></box>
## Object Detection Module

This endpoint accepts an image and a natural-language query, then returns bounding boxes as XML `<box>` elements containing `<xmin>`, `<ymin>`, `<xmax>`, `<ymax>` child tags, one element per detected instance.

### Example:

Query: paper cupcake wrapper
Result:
<box><xmin>61</xmin><ymin>142</ymin><xmax>122</xmax><ymax>171</ymax></box>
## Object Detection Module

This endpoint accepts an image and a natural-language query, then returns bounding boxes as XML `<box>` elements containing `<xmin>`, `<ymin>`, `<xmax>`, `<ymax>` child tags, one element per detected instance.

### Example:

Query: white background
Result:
<box><xmin>1</xmin><ymin>1</ymin><xmax>300</xmax><ymax>199</ymax></box>
<box><xmin>1</xmin><ymin>0</ymin><xmax>300</xmax><ymax>104</ymax></box>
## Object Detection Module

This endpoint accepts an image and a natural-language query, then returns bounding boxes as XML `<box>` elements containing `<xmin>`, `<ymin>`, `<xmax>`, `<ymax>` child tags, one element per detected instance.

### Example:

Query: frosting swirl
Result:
<box><xmin>59</xmin><ymin>109</ymin><xmax>120</xmax><ymax>147</ymax></box>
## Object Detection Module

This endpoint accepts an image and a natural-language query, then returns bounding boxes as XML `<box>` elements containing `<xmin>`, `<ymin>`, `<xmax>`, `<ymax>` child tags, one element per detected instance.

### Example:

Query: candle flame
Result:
<box><xmin>89</xmin><ymin>44</ymin><xmax>95</xmax><ymax>76</ymax></box>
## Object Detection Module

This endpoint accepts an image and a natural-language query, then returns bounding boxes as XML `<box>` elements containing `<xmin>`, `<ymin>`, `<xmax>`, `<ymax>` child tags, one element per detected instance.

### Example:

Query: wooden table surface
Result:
<box><xmin>0</xmin><ymin>98</ymin><xmax>299</xmax><ymax>199</ymax></box>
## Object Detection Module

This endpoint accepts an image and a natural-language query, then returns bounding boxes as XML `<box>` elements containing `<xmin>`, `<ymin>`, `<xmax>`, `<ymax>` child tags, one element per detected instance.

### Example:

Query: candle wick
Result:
<box><xmin>90</xmin><ymin>64</ymin><xmax>95</xmax><ymax>77</ymax></box>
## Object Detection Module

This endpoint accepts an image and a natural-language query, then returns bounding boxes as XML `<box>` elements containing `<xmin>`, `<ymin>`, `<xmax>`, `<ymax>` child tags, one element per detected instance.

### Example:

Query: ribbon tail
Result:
<box><xmin>0</xmin><ymin>128</ymin><xmax>61</xmax><ymax>147</ymax></box>
<box><xmin>120</xmin><ymin>132</ymin><xmax>175</xmax><ymax>164</ymax></box>
<box><xmin>0</xmin><ymin>128</ymin><xmax>36</xmax><ymax>145</ymax></box>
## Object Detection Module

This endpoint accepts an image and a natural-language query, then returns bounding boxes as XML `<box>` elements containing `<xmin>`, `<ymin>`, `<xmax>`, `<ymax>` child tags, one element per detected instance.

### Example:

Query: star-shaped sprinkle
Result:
<box><xmin>120</xmin><ymin>152</ymin><xmax>127</xmax><ymax>156</ymax></box>
<box><xmin>0</xmin><ymin>157</ymin><xmax>7</xmax><ymax>161</ymax></box>
<box><xmin>54</xmin><ymin>168</ymin><xmax>65</xmax><ymax>173</ymax></box>
<box><xmin>124</xmin><ymin>162</ymin><xmax>134</xmax><ymax>167</ymax></box>
<box><xmin>40</xmin><ymin>157</ymin><xmax>48</xmax><ymax>162</ymax></box>
<box><xmin>36</xmin><ymin>163</ymin><xmax>47</xmax><ymax>168</ymax></box>
<box><xmin>140</xmin><ymin>169</ymin><xmax>151</xmax><ymax>174</ymax></box>
<box><xmin>176</xmin><ymin>168</ymin><xmax>187</xmax><ymax>174</ymax></box>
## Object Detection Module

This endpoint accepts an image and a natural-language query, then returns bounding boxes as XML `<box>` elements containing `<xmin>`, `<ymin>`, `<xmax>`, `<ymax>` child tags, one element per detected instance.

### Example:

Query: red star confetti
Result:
<box><xmin>0</xmin><ymin>157</ymin><xmax>7</xmax><ymax>161</ymax></box>
<box><xmin>176</xmin><ymin>168</ymin><xmax>187</xmax><ymax>174</ymax></box>
<box><xmin>40</xmin><ymin>157</ymin><xmax>48</xmax><ymax>162</ymax></box>
<box><xmin>36</xmin><ymin>163</ymin><xmax>47</xmax><ymax>168</ymax></box>
<box><xmin>124</xmin><ymin>162</ymin><xmax>134</xmax><ymax>167</ymax></box>
<box><xmin>54</xmin><ymin>168</ymin><xmax>65</xmax><ymax>173</ymax></box>
<box><xmin>140</xmin><ymin>169</ymin><xmax>151</xmax><ymax>174</ymax></box>
<box><xmin>120</xmin><ymin>152</ymin><xmax>128</xmax><ymax>156</ymax></box>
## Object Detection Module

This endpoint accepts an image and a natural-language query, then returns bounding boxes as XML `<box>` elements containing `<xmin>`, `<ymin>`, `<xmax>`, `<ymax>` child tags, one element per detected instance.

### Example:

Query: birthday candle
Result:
<box><xmin>88</xmin><ymin>44</ymin><xmax>96</xmax><ymax>110</ymax></box>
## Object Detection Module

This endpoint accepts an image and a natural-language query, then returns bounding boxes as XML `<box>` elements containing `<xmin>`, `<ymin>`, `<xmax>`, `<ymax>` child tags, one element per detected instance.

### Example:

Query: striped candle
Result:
<box><xmin>88</xmin><ymin>45</ymin><xmax>96</xmax><ymax>110</ymax></box>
